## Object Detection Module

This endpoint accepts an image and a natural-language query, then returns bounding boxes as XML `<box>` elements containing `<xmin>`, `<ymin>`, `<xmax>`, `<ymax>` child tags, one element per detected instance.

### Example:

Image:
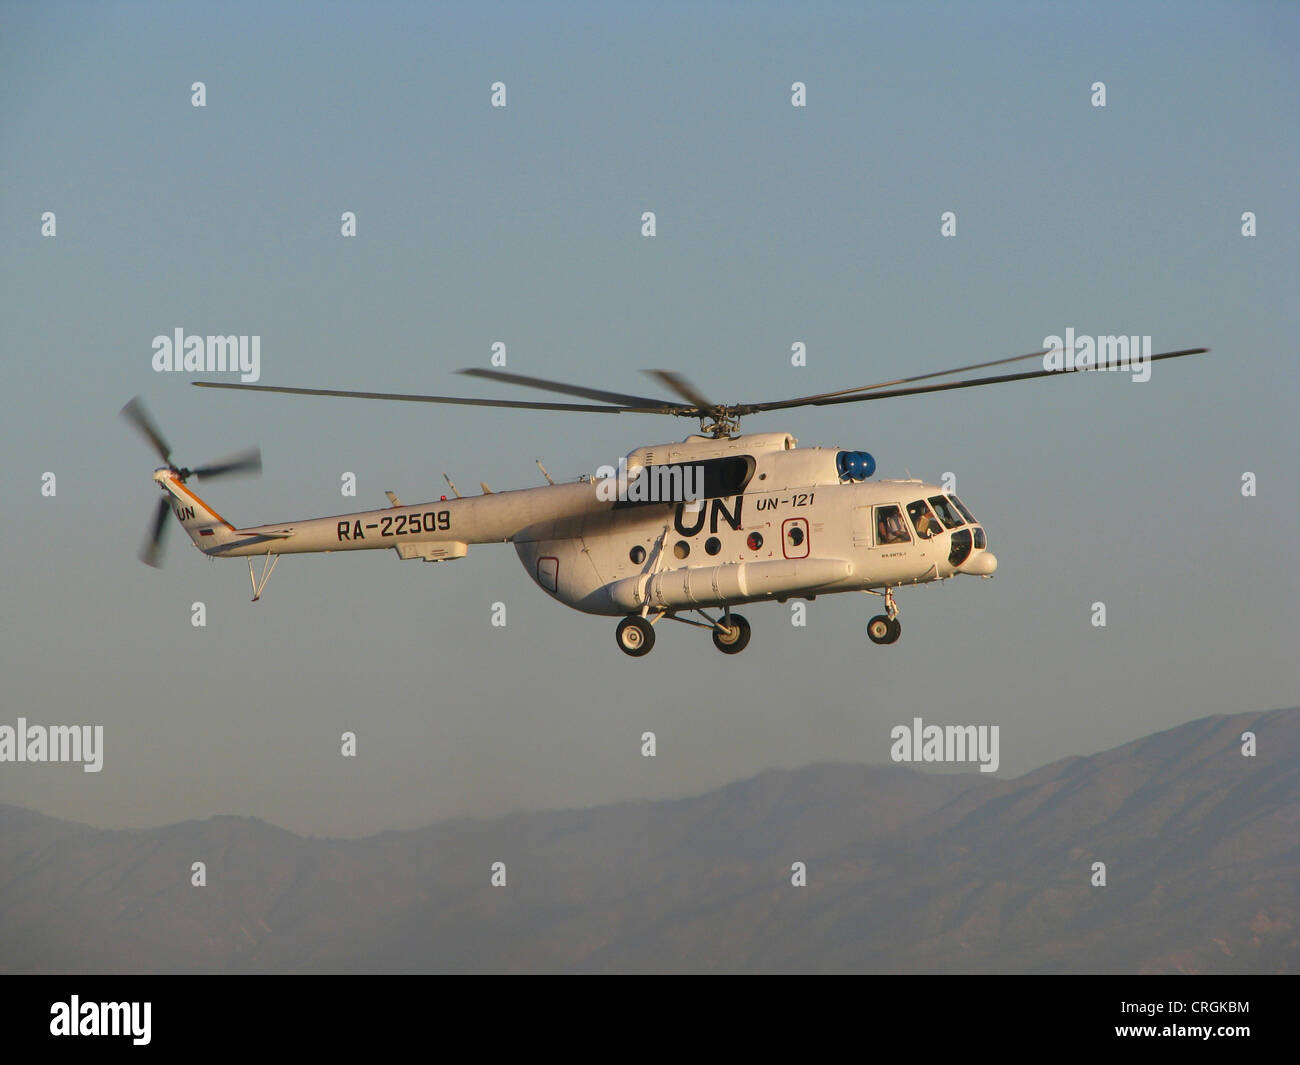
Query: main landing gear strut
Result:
<box><xmin>615</xmin><ymin>607</ymin><xmax>752</xmax><ymax>657</ymax></box>
<box><xmin>866</xmin><ymin>586</ymin><xmax>902</xmax><ymax>645</ymax></box>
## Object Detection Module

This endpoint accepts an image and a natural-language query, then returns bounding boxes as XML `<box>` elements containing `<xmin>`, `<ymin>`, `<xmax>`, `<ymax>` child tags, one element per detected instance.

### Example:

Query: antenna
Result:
<box><xmin>442</xmin><ymin>472</ymin><xmax>462</xmax><ymax>498</ymax></box>
<box><xmin>536</xmin><ymin>459</ymin><xmax>554</xmax><ymax>485</ymax></box>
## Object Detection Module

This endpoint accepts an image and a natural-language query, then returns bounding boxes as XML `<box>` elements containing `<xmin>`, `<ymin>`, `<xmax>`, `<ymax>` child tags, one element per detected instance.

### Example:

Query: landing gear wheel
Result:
<box><xmin>867</xmin><ymin>615</ymin><xmax>893</xmax><ymax>644</ymax></box>
<box><xmin>616</xmin><ymin>616</ymin><xmax>656</xmax><ymax>657</ymax></box>
<box><xmin>885</xmin><ymin>618</ymin><xmax>901</xmax><ymax>644</ymax></box>
<box><xmin>712</xmin><ymin>613</ymin><xmax>751</xmax><ymax>655</ymax></box>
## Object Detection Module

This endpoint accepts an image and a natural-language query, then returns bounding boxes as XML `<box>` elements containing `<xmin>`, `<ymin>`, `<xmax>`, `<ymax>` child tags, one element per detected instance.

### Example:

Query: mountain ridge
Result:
<box><xmin>1</xmin><ymin>707</ymin><xmax>1295</xmax><ymax>973</ymax></box>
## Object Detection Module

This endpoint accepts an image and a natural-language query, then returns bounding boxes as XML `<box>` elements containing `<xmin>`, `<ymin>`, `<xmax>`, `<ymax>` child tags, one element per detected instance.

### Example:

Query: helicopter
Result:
<box><xmin>122</xmin><ymin>344</ymin><xmax>1207</xmax><ymax>656</ymax></box>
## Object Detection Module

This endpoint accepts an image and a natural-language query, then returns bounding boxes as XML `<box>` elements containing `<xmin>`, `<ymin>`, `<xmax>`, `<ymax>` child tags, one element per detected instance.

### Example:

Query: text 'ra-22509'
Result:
<box><xmin>337</xmin><ymin>510</ymin><xmax>451</xmax><ymax>541</ymax></box>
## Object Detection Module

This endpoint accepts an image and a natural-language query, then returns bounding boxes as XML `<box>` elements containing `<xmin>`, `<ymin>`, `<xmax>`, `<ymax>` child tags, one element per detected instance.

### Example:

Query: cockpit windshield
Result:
<box><xmin>948</xmin><ymin>494</ymin><xmax>978</xmax><ymax>524</ymax></box>
<box><xmin>928</xmin><ymin>495</ymin><xmax>965</xmax><ymax>529</ymax></box>
<box><xmin>907</xmin><ymin>499</ymin><xmax>941</xmax><ymax>539</ymax></box>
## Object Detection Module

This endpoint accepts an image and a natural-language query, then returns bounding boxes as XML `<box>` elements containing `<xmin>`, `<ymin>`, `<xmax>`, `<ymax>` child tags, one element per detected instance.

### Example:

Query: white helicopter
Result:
<box><xmin>123</xmin><ymin>345</ymin><xmax>1206</xmax><ymax>656</ymax></box>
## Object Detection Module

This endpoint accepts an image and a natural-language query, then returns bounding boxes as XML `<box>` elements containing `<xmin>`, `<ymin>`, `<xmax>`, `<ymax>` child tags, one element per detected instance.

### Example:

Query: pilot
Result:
<box><xmin>913</xmin><ymin>508</ymin><xmax>937</xmax><ymax>539</ymax></box>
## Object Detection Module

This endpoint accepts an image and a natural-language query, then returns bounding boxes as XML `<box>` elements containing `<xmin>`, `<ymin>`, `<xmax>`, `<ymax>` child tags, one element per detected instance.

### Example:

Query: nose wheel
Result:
<box><xmin>867</xmin><ymin>615</ymin><xmax>901</xmax><ymax>644</ymax></box>
<box><xmin>867</xmin><ymin>587</ymin><xmax>902</xmax><ymax>645</ymax></box>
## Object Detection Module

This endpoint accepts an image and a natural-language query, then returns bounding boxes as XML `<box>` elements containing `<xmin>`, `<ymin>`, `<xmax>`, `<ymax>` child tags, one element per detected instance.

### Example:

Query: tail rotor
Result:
<box><xmin>120</xmin><ymin>397</ymin><xmax>261</xmax><ymax>566</ymax></box>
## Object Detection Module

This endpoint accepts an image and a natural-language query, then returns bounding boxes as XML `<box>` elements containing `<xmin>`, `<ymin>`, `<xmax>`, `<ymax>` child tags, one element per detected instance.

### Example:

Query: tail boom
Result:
<box><xmin>154</xmin><ymin>473</ymin><xmax>601</xmax><ymax>559</ymax></box>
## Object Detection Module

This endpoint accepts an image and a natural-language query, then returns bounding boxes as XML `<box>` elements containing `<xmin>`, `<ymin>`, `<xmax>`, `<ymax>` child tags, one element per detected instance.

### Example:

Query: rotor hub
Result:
<box><xmin>698</xmin><ymin>407</ymin><xmax>741</xmax><ymax>438</ymax></box>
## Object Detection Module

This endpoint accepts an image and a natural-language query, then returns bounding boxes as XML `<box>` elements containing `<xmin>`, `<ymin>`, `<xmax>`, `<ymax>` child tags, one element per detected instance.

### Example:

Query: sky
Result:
<box><xmin>1</xmin><ymin>0</ymin><xmax>1296</xmax><ymax>837</ymax></box>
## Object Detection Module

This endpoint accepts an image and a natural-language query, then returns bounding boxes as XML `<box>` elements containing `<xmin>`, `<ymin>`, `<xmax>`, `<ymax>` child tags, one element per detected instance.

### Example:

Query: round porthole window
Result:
<box><xmin>746</xmin><ymin>532</ymin><xmax>763</xmax><ymax>551</ymax></box>
<box><xmin>629</xmin><ymin>545</ymin><xmax>646</xmax><ymax>564</ymax></box>
<box><xmin>705</xmin><ymin>536</ymin><xmax>721</xmax><ymax>555</ymax></box>
<box><xmin>673</xmin><ymin>540</ymin><xmax>690</xmax><ymax>559</ymax></box>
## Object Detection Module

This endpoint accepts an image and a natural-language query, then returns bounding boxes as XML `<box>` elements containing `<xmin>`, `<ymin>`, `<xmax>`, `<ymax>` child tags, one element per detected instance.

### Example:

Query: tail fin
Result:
<box><xmin>153</xmin><ymin>471</ymin><xmax>238</xmax><ymax>552</ymax></box>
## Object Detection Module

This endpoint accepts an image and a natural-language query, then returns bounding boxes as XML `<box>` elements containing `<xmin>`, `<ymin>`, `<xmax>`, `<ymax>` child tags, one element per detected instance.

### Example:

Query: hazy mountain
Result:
<box><xmin>1</xmin><ymin>708</ymin><xmax>1295</xmax><ymax>973</ymax></box>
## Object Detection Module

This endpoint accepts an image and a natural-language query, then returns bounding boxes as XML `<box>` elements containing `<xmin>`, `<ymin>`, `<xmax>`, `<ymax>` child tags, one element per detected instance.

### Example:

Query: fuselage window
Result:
<box><xmin>907</xmin><ymin>499</ymin><xmax>941</xmax><ymax>539</ymax></box>
<box><xmin>875</xmin><ymin>504</ymin><xmax>910</xmax><ymax>545</ymax></box>
<box><xmin>927</xmin><ymin>495</ymin><xmax>964</xmax><ymax>529</ymax></box>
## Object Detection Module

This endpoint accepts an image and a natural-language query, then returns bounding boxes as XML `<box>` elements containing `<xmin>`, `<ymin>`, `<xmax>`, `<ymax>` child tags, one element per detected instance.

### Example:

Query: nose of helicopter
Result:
<box><xmin>961</xmin><ymin>550</ymin><xmax>997</xmax><ymax>576</ymax></box>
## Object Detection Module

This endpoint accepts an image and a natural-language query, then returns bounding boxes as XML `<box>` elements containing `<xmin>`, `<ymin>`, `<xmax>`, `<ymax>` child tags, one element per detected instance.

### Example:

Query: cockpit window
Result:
<box><xmin>875</xmin><ymin>504</ymin><xmax>910</xmax><ymax>545</ymax></box>
<box><xmin>948</xmin><ymin>495</ymin><xmax>978</xmax><ymax>524</ymax></box>
<box><xmin>928</xmin><ymin>495</ymin><xmax>964</xmax><ymax>529</ymax></box>
<box><xmin>907</xmin><ymin>499</ymin><xmax>941</xmax><ymax>539</ymax></box>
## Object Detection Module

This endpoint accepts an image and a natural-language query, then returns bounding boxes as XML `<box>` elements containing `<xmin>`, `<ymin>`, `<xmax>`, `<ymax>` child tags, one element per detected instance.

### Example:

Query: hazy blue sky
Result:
<box><xmin>2</xmin><ymin>1</ymin><xmax>1296</xmax><ymax>836</ymax></box>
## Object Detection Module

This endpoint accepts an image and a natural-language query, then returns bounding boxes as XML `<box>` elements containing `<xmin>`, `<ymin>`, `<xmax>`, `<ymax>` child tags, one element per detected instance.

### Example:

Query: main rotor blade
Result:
<box><xmin>753</xmin><ymin>348</ymin><xmax>1059</xmax><ymax>409</ymax></box>
<box><xmin>192</xmin><ymin>381</ymin><xmax>644</xmax><ymax>414</ymax></box>
<box><xmin>140</xmin><ymin>496</ymin><xmax>170</xmax><ymax>567</ymax></box>
<box><xmin>189</xmin><ymin>446</ymin><xmax>263</xmax><ymax>480</ymax></box>
<box><xmin>738</xmin><ymin>348</ymin><xmax>1210</xmax><ymax>413</ymax></box>
<box><xmin>643</xmin><ymin>370</ymin><xmax>716</xmax><ymax>413</ymax></box>
<box><xmin>458</xmin><ymin>368</ymin><xmax>681</xmax><ymax>411</ymax></box>
<box><xmin>121</xmin><ymin>397</ymin><xmax>172</xmax><ymax>464</ymax></box>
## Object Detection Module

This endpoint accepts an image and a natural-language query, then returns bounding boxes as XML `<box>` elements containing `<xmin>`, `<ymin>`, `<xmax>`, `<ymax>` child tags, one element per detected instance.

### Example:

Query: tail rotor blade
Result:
<box><xmin>140</xmin><ymin>496</ymin><xmax>171</xmax><ymax>567</ymax></box>
<box><xmin>189</xmin><ymin>446</ymin><xmax>262</xmax><ymax>480</ymax></box>
<box><xmin>120</xmin><ymin>397</ymin><xmax>173</xmax><ymax>465</ymax></box>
